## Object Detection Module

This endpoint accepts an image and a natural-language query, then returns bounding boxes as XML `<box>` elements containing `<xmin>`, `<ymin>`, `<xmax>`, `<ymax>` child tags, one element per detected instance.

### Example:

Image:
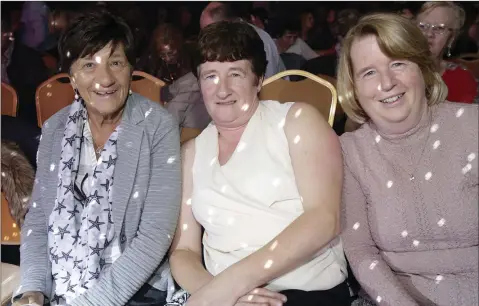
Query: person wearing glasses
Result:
<box><xmin>416</xmin><ymin>1</ymin><xmax>478</xmax><ymax>104</ymax></box>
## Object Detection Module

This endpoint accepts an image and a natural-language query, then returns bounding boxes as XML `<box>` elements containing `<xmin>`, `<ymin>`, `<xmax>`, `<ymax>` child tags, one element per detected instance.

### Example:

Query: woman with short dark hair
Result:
<box><xmin>168</xmin><ymin>20</ymin><xmax>351</xmax><ymax>306</ymax></box>
<box><xmin>13</xmin><ymin>8</ymin><xmax>181</xmax><ymax>306</ymax></box>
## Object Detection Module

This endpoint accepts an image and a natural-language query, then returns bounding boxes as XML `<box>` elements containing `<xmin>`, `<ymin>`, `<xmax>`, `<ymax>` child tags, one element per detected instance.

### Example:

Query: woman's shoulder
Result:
<box><xmin>128</xmin><ymin>93</ymin><xmax>178</xmax><ymax>128</ymax></box>
<box><xmin>434</xmin><ymin>101</ymin><xmax>478</xmax><ymax>123</ymax></box>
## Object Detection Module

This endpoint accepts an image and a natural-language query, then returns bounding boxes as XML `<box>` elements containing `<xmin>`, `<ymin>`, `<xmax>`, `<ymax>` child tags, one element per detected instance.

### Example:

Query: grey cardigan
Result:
<box><xmin>17</xmin><ymin>93</ymin><xmax>181</xmax><ymax>306</ymax></box>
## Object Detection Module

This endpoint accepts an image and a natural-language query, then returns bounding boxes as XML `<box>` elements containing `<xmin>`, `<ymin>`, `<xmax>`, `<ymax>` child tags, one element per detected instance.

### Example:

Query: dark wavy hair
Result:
<box><xmin>192</xmin><ymin>20</ymin><xmax>267</xmax><ymax>82</ymax></box>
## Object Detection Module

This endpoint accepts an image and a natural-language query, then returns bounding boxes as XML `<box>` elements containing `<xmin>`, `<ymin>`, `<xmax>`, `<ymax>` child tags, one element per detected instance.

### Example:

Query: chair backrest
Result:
<box><xmin>131</xmin><ymin>71</ymin><xmax>166</xmax><ymax>104</ymax></box>
<box><xmin>1</xmin><ymin>82</ymin><xmax>18</xmax><ymax>117</ymax></box>
<box><xmin>458</xmin><ymin>53</ymin><xmax>479</xmax><ymax>60</ymax></box>
<box><xmin>35</xmin><ymin>73</ymin><xmax>74</xmax><ymax>127</ymax></box>
<box><xmin>452</xmin><ymin>56</ymin><xmax>479</xmax><ymax>79</ymax></box>
<box><xmin>180</xmin><ymin>127</ymin><xmax>202</xmax><ymax>144</ymax></box>
<box><xmin>259</xmin><ymin>70</ymin><xmax>338</xmax><ymax>126</ymax></box>
<box><xmin>1</xmin><ymin>192</ymin><xmax>20</xmax><ymax>245</ymax></box>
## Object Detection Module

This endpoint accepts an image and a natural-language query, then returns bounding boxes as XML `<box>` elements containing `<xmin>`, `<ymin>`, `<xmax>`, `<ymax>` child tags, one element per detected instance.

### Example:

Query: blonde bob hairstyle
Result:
<box><xmin>337</xmin><ymin>13</ymin><xmax>448</xmax><ymax>124</ymax></box>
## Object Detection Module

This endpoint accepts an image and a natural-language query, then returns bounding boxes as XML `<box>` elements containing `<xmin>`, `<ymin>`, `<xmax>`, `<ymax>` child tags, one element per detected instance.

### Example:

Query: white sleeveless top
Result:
<box><xmin>192</xmin><ymin>100</ymin><xmax>347</xmax><ymax>291</ymax></box>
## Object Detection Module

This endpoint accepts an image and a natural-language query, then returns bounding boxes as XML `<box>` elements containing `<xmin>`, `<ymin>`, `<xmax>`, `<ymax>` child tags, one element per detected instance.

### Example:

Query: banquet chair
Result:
<box><xmin>35</xmin><ymin>73</ymin><xmax>74</xmax><ymax>127</ymax></box>
<box><xmin>180</xmin><ymin>127</ymin><xmax>202</xmax><ymax>144</ymax></box>
<box><xmin>1</xmin><ymin>83</ymin><xmax>18</xmax><ymax>117</ymax></box>
<box><xmin>131</xmin><ymin>71</ymin><xmax>166</xmax><ymax>105</ymax></box>
<box><xmin>260</xmin><ymin>70</ymin><xmax>338</xmax><ymax>127</ymax></box>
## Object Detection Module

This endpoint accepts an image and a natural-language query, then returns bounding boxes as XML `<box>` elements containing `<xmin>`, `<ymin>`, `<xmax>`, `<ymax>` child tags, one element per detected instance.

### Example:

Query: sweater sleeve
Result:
<box><xmin>16</xmin><ymin>124</ymin><xmax>52</xmax><ymax>300</ymax></box>
<box><xmin>341</xmin><ymin>155</ymin><xmax>419</xmax><ymax>306</ymax></box>
<box><xmin>71</xmin><ymin>116</ymin><xmax>182</xmax><ymax>306</ymax></box>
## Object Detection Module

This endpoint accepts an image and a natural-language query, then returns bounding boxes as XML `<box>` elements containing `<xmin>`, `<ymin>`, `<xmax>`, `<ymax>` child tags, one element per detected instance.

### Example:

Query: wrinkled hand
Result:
<box><xmin>235</xmin><ymin>288</ymin><xmax>287</xmax><ymax>306</ymax></box>
<box><xmin>12</xmin><ymin>291</ymin><xmax>44</xmax><ymax>306</ymax></box>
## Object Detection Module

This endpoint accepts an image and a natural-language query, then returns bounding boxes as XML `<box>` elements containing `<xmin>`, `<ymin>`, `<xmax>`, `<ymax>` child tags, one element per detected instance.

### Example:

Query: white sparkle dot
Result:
<box><xmin>208</xmin><ymin>207</ymin><xmax>215</xmax><ymax>216</ymax></box>
<box><xmin>144</xmin><ymin>107</ymin><xmax>153</xmax><ymax>118</ymax></box>
<box><xmin>22</xmin><ymin>197</ymin><xmax>29</xmax><ymax>203</ymax></box>
<box><xmin>277</xmin><ymin>118</ymin><xmax>286</xmax><ymax>129</ymax></box>
<box><xmin>264</xmin><ymin>259</ymin><xmax>273</xmax><ymax>269</ymax></box>
<box><xmin>133</xmin><ymin>191</ymin><xmax>139</xmax><ymax>199</ymax></box>
<box><xmin>185</xmin><ymin>198</ymin><xmax>192</xmax><ymax>206</ymax></box>
<box><xmin>182</xmin><ymin>224</ymin><xmax>188</xmax><ymax>231</ymax></box>
<box><xmin>462</xmin><ymin>163</ymin><xmax>472</xmax><ymax>174</ymax></box>
<box><xmin>95</xmin><ymin>83</ymin><xmax>100</xmax><ymax>89</ymax></box>
<box><xmin>437</xmin><ymin>218</ymin><xmax>446</xmax><ymax>227</ymax></box>
<box><xmin>66</xmin><ymin>51</ymin><xmax>71</xmax><ymax>58</ymax></box>
<box><xmin>430</xmin><ymin>124</ymin><xmax>439</xmax><ymax>133</ymax></box>
<box><xmin>27</xmin><ymin>229</ymin><xmax>32</xmax><ymax>236</ymax></box>
<box><xmin>50</xmin><ymin>163</ymin><xmax>56</xmax><ymax>171</ymax></box>
<box><xmin>369</xmin><ymin>260</ymin><xmax>379</xmax><ymax>270</ymax></box>
<box><xmin>269</xmin><ymin>240</ymin><xmax>278</xmax><ymax>251</ymax></box>
<box><xmin>401</xmin><ymin>230</ymin><xmax>408</xmax><ymax>238</ymax></box>
<box><xmin>247</xmin><ymin>295</ymin><xmax>254</xmax><ymax>301</ymax></box>
<box><xmin>241</xmin><ymin>242</ymin><xmax>248</xmax><ymax>248</ymax></box>
<box><xmin>353</xmin><ymin>222</ymin><xmax>360</xmax><ymax>230</ymax></box>
<box><xmin>294</xmin><ymin>108</ymin><xmax>302</xmax><ymax>118</ymax></box>
<box><xmin>15</xmin><ymin>286</ymin><xmax>22</xmax><ymax>294</ymax></box>
<box><xmin>375</xmin><ymin>135</ymin><xmax>381</xmax><ymax>143</ymax></box>
<box><xmin>293</xmin><ymin>135</ymin><xmax>301</xmax><ymax>144</ymax></box>
<box><xmin>236</xmin><ymin>142</ymin><xmax>247</xmax><ymax>152</ymax></box>
<box><xmin>241</xmin><ymin>104</ymin><xmax>250</xmax><ymax>111</ymax></box>
<box><xmin>32</xmin><ymin>202</ymin><xmax>37</xmax><ymax>208</ymax></box>
<box><xmin>433</xmin><ymin>140</ymin><xmax>441</xmax><ymax>149</ymax></box>
<box><xmin>387</xmin><ymin>180</ymin><xmax>393</xmax><ymax>188</ymax></box>
<box><xmin>435</xmin><ymin>275</ymin><xmax>444</xmax><ymax>284</ymax></box>
<box><xmin>1</xmin><ymin>172</ymin><xmax>5</xmax><ymax>177</ymax></box>
<box><xmin>167</xmin><ymin>234</ymin><xmax>171</xmax><ymax>240</ymax></box>
<box><xmin>167</xmin><ymin>156</ymin><xmax>176</xmax><ymax>164</ymax></box>
<box><xmin>99</xmin><ymin>233</ymin><xmax>106</xmax><ymax>239</ymax></box>
<box><xmin>376</xmin><ymin>296</ymin><xmax>382</xmax><ymax>303</ymax></box>
<box><xmin>272</xmin><ymin>178</ymin><xmax>281</xmax><ymax>187</ymax></box>
<box><xmin>95</xmin><ymin>56</ymin><xmax>102</xmax><ymax>63</ymax></box>
<box><xmin>413</xmin><ymin>240</ymin><xmax>420</xmax><ymax>247</ymax></box>
<box><xmin>456</xmin><ymin>108</ymin><xmax>464</xmax><ymax>118</ymax></box>
<box><xmin>467</xmin><ymin>153</ymin><xmax>476</xmax><ymax>162</ymax></box>
<box><xmin>424</xmin><ymin>172</ymin><xmax>432</xmax><ymax>181</ymax></box>
<box><xmin>11</xmin><ymin>151</ymin><xmax>17</xmax><ymax>156</ymax></box>
<box><xmin>210</xmin><ymin>157</ymin><xmax>216</xmax><ymax>166</ymax></box>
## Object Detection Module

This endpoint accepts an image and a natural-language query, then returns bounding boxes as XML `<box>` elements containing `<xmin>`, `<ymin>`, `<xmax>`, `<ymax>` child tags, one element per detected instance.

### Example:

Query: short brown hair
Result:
<box><xmin>58</xmin><ymin>8</ymin><xmax>135</xmax><ymax>74</ymax></box>
<box><xmin>192</xmin><ymin>20</ymin><xmax>267</xmax><ymax>81</ymax></box>
<box><xmin>337</xmin><ymin>13</ymin><xmax>448</xmax><ymax>124</ymax></box>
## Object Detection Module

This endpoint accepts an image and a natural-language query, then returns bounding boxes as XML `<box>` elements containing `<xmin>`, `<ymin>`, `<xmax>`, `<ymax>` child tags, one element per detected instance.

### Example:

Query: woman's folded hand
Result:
<box><xmin>12</xmin><ymin>291</ymin><xmax>44</xmax><ymax>306</ymax></box>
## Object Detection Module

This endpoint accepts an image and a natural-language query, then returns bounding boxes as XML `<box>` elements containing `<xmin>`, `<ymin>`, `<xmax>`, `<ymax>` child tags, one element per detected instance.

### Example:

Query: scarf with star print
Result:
<box><xmin>48</xmin><ymin>96</ymin><xmax>119</xmax><ymax>304</ymax></box>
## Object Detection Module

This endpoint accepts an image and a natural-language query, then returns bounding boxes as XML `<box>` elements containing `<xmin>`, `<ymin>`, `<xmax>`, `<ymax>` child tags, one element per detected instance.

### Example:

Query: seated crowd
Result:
<box><xmin>1</xmin><ymin>2</ymin><xmax>478</xmax><ymax>306</ymax></box>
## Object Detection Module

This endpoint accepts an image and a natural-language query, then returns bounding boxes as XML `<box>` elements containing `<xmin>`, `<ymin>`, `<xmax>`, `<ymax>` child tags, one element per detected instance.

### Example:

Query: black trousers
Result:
<box><xmin>126</xmin><ymin>284</ymin><xmax>167</xmax><ymax>306</ymax></box>
<box><xmin>280</xmin><ymin>281</ymin><xmax>353</xmax><ymax>306</ymax></box>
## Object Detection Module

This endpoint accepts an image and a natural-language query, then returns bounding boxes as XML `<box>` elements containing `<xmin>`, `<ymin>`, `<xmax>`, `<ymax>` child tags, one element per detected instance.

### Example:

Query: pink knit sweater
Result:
<box><xmin>340</xmin><ymin>102</ymin><xmax>478</xmax><ymax>306</ymax></box>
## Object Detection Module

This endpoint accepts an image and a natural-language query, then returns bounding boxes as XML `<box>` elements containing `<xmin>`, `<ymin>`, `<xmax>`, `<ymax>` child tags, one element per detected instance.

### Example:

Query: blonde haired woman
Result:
<box><xmin>416</xmin><ymin>1</ymin><xmax>477</xmax><ymax>103</ymax></box>
<box><xmin>338</xmin><ymin>13</ymin><xmax>478</xmax><ymax>306</ymax></box>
